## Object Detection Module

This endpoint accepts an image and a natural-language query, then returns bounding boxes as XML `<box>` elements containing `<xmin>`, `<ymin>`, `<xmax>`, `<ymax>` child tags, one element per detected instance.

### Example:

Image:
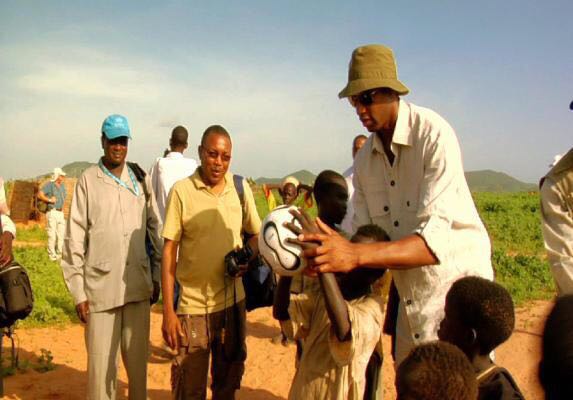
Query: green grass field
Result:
<box><xmin>11</xmin><ymin>190</ymin><xmax>554</xmax><ymax>327</ymax></box>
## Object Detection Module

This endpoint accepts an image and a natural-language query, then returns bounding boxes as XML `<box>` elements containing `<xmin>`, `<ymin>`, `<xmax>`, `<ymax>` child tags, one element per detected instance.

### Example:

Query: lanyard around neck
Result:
<box><xmin>98</xmin><ymin>160</ymin><xmax>140</xmax><ymax>196</ymax></box>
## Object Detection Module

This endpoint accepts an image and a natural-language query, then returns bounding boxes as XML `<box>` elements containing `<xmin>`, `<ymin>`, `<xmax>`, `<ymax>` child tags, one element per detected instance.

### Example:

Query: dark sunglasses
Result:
<box><xmin>349</xmin><ymin>89</ymin><xmax>381</xmax><ymax>107</ymax></box>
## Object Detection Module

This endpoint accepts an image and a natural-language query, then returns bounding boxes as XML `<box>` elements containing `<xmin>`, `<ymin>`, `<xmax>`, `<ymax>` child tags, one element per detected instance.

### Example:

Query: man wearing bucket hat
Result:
<box><xmin>38</xmin><ymin>167</ymin><xmax>67</xmax><ymax>261</ymax></box>
<box><xmin>297</xmin><ymin>45</ymin><xmax>493</xmax><ymax>365</ymax></box>
<box><xmin>61</xmin><ymin>114</ymin><xmax>163</xmax><ymax>399</ymax></box>
<box><xmin>540</xmin><ymin>100</ymin><xmax>573</xmax><ymax>295</ymax></box>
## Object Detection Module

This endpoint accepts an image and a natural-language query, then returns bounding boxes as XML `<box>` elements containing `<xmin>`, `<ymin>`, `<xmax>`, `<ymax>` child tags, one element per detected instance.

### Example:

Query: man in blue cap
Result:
<box><xmin>61</xmin><ymin>114</ymin><xmax>163</xmax><ymax>400</ymax></box>
<box><xmin>540</xmin><ymin>100</ymin><xmax>573</xmax><ymax>295</ymax></box>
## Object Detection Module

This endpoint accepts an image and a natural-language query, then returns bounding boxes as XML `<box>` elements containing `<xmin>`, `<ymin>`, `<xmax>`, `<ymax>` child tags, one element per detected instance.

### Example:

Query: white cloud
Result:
<box><xmin>0</xmin><ymin>42</ymin><xmax>359</xmax><ymax>181</ymax></box>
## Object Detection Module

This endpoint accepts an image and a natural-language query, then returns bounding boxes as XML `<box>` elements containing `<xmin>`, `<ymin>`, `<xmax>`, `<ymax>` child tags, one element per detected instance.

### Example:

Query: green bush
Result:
<box><xmin>15</xmin><ymin>225</ymin><xmax>47</xmax><ymax>242</ymax></box>
<box><xmin>10</xmin><ymin>190</ymin><xmax>555</xmax><ymax>328</ymax></box>
<box><xmin>474</xmin><ymin>192</ymin><xmax>555</xmax><ymax>304</ymax></box>
<box><xmin>12</xmin><ymin>247</ymin><xmax>76</xmax><ymax>326</ymax></box>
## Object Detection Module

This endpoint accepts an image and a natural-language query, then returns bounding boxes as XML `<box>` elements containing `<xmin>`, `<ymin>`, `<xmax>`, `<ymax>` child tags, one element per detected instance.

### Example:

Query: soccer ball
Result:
<box><xmin>258</xmin><ymin>205</ymin><xmax>306</xmax><ymax>277</ymax></box>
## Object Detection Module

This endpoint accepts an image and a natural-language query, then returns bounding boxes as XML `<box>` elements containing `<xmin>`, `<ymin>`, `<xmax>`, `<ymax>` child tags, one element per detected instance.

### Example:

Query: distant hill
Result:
<box><xmin>35</xmin><ymin>164</ymin><xmax>535</xmax><ymax>192</ymax></box>
<box><xmin>62</xmin><ymin>161</ymin><xmax>96</xmax><ymax>178</ymax></box>
<box><xmin>255</xmin><ymin>169</ymin><xmax>317</xmax><ymax>186</ymax></box>
<box><xmin>256</xmin><ymin>168</ymin><xmax>536</xmax><ymax>193</ymax></box>
<box><xmin>465</xmin><ymin>170</ymin><xmax>536</xmax><ymax>192</ymax></box>
<box><xmin>38</xmin><ymin>161</ymin><xmax>95</xmax><ymax>179</ymax></box>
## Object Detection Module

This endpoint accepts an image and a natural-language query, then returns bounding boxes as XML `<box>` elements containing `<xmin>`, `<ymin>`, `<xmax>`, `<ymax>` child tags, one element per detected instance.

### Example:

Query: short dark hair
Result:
<box><xmin>353</xmin><ymin>134</ymin><xmax>367</xmax><ymax>147</ymax></box>
<box><xmin>539</xmin><ymin>294</ymin><xmax>573</xmax><ymax>399</ymax></box>
<box><xmin>313</xmin><ymin>170</ymin><xmax>346</xmax><ymax>203</ymax></box>
<box><xmin>352</xmin><ymin>224</ymin><xmax>390</xmax><ymax>243</ymax></box>
<box><xmin>340</xmin><ymin>225</ymin><xmax>390</xmax><ymax>298</ymax></box>
<box><xmin>397</xmin><ymin>341</ymin><xmax>478</xmax><ymax>400</ymax></box>
<box><xmin>200</xmin><ymin>125</ymin><xmax>231</xmax><ymax>147</ymax></box>
<box><xmin>446</xmin><ymin>276</ymin><xmax>514</xmax><ymax>354</ymax></box>
<box><xmin>170</xmin><ymin>125</ymin><xmax>188</xmax><ymax>147</ymax></box>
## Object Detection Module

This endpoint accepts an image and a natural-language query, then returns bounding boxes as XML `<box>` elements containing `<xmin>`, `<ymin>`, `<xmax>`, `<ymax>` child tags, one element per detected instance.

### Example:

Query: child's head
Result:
<box><xmin>352</xmin><ymin>224</ymin><xmax>390</xmax><ymax>244</ymax></box>
<box><xmin>438</xmin><ymin>276</ymin><xmax>514</xmax><ymax>358</ymax></box>
<box><xmin>396</xmin><ymin>341</ymin><xmax>478</xmax><ymax>400</ymax></box>
<box><xmin>539</xmin><ymin>294</ymin><xmax>573</xmax><ymax>400</ymax></box>
<box><xmin>313</xmin><ymin>170</ymin><xmax>348</xmax><ymax>227</ymax></box>
<box><xmin>337</xmin><ymin>224</ymin><xmax>389</xmax><ymax>300</ymax></box>
<box><xmin>279</xmin><ymin>176</ymin><xmax>299</xmax><ymax>205</ymax></box>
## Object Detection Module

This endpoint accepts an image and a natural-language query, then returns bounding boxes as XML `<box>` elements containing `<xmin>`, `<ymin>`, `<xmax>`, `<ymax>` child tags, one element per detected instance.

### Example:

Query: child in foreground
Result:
<box><xmin>539</xmin><ymin>294</ymin><xmax>573</xmax><ymax>399</ymax></box>
<box><xmin>275</xmin><ymin>216</ymin><xmax>388</xmax><ymax>400</ymax></box>
<box><xmin>396</xmin><ymin>341</ymin><xmax>478</xmax><ymax>400</ymax></box>
<box><xmin>438</xmin><ymin>276</ymin><xmax>524</xmax><ymax>400</ymax></box>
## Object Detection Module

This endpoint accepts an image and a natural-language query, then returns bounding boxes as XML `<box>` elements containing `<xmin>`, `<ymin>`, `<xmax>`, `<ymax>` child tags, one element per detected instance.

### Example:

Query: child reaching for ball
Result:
<box><xmin>274</xmin><ymin>210</ymin><xmax>389</xmax><ymax>400</ymax></box>
<box><xmin>272</xmin><ymin>170</ymin><xmax>350</xmax><ymax>351</ymax></box>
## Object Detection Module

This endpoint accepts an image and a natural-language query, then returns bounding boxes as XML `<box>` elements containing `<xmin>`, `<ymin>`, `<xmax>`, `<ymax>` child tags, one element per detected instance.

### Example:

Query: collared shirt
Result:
<box><xmin>149</xmin><ymin>152</ymin><xmax>198</xmax><ymax>219</ymax></box>
<box><xmin>61</xmin><ymin>162</ymin><xmax>163</xmax><ymax>312</ymax></box>
<box><xmin>352</xmin><ymin>99</ymin><xmax>493</xmax><ymax>346</ymax></box>
<box><xmin>340</xmin><ymin>165</ymin><xmax>355</xmax><ymax>234</ymax></box>
<box><xmin>540</xmin><ymin>178</ymin><xmax>573</xmax><ymax>294</ymax></box>
<box><xmin>162</xmin><ymin>170</ymin><xmax>261</xmax><ymax>315</ymax></box>
<box><xmin>42</xmin><ymin>181</ymin><xmax>67</xmax><ymax>210</ymax></box>
<box><xmin>286</xmin><ymin>289</ymin><xmax>383</xmax><ymax>400</ymax></box>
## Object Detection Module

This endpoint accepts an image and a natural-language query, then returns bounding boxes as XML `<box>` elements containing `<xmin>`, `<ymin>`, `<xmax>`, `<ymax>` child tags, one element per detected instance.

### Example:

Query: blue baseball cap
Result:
<box><xmin>101</xmin><ymin>114</ymin><xmax>131</xmax><ymax>139</ymax></box>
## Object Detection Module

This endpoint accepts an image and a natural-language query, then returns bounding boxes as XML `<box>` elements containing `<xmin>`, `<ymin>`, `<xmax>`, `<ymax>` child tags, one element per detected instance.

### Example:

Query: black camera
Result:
<box><xmin>225</xmin><ymin>245</ymin><xmax>253</xmax><ymax>278</ymax></box>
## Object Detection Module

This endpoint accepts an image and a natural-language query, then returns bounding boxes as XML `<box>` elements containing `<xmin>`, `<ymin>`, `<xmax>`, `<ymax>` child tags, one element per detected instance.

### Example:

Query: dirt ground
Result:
<box><xmin>1</xmin><ymin>301</ymin><xmax>551</xmax><ymax>400</ymax></box>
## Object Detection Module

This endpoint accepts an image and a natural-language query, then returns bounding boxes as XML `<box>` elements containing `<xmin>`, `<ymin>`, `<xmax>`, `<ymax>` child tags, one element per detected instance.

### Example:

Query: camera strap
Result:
<box><xmin>222</xmin><ymin>175</ymin><xmax>246</xmax><ymax>347</ymax></box>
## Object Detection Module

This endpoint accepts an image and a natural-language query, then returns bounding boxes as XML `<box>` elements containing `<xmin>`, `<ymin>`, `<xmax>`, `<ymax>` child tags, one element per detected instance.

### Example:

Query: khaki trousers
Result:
<box><xmin>46</xmin><ymin>209</ymin><xmax>65</xmax><ymax>260</ymax></box>
<box><xmin>85</xmin><ymin>300</ymin><xmax>150</xmax><ymax>400</ymax></box>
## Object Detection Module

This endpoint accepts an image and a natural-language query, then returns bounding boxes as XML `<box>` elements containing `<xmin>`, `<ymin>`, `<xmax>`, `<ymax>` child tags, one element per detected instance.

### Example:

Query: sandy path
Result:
<box><xmin>1</xmin><ymin>301</ymin><xmax>550</xmax><ymax>399</ymax></box>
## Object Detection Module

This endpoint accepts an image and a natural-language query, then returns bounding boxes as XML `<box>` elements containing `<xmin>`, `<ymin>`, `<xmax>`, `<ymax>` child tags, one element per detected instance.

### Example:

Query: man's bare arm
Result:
<box><xmin>161</xmin><ymin>239</ymin><xmax>183</xmax><ymax>349</ymax></box>
<box><xmin>301</xmin><ymin>218</ymin><xmax>438</xmax><ymax>273</ymax></box>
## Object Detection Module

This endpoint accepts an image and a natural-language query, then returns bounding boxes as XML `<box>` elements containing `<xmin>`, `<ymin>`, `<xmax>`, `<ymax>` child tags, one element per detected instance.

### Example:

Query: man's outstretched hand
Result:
<box><xmin>285</xmin><ymin>209</ymin><xmax>360</xmax><ymax>274</ymax></box>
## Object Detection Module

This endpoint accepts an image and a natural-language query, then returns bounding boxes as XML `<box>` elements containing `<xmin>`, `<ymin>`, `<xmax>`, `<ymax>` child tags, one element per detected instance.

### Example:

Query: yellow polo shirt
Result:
<box><xmin>162</xmin><ymin>170</ymin><xmax>261</xmax><ymax>315</ymax></box>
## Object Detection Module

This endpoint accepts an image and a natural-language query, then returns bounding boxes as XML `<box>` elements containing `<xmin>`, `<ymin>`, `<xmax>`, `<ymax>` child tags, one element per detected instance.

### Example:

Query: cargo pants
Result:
<box><xmin>172</xmin><ymin>300</ymin><xmax>247</xmax><ymax>400</ymax></box>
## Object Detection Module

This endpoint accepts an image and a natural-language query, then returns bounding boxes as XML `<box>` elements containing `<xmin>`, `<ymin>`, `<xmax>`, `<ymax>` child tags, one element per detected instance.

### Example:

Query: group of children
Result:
<box><xmin>270</xmin><ymin>170</ymin><xmax>530</xmax><ymax>400</ymax></box>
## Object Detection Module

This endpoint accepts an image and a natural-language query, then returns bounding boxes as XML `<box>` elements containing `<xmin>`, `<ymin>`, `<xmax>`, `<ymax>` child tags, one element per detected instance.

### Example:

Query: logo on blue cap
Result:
<box><xmin>102</xmin><ymin>114</ymin><xmax>131</xmax><ymax>140</ymax></box>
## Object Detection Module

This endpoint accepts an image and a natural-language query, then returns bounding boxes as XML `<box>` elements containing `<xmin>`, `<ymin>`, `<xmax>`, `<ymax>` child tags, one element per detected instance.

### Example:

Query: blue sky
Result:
<box><xmin>1</xmin><ymin>0</ymin><xmax>571</xmax><ymax>183</ymax></box>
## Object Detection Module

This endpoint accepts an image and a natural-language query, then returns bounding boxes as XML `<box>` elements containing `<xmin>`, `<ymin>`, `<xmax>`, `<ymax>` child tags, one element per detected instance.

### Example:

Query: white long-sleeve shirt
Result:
<box><xmin>149</xmin><ymin>152</ymin><xmax>197</xmax><ymax>219</ymax></box>
<box><xmin>352</xmin><ymin>99</ymin><xmax>493</xmax><ymax>347</ymax></box>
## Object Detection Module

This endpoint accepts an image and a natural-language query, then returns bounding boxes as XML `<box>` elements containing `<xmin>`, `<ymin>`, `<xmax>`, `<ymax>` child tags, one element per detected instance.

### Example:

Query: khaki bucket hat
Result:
<box><xmin>338</xmin><ymin>44</ymin><xmax>409</xmax><ymax>98</ymax></box>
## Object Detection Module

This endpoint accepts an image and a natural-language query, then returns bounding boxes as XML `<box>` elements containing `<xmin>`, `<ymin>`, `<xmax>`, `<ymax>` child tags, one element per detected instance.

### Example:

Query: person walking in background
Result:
<box><xmin>340</xmin><ymin>134</ymin><xmax>368</xmax><ymax>234</ymax></box>
<box><xmin>37</xmin><ymin>167</ymin><xmax>67</xmax><ymax>261</ymax></box>
<box><xmin>149</xmin><ymin>125</ymin><xmax>198</xmax><ymax>220</ymax></box>
<box><xmin>262</xmin><ymin>176</ymin><xmax>313</xmax><ymax>211</ymax></box>
<box><xmin>539</xmin><ymin>100</ymin><xmax>573</xmax><ymax>295</ymax></box>
<box><xmin>149</xmin><ymin>125</ymin><xmax>198</xmax><ymax>309</ymax></box>
<box><xmin>297</xmin><ymin>44</ymin><xmax>493</xmax><ymax>364</ymax></box>
<box><xmin>61</xmin><ymin>114</ymin><xmax>163</xmax><ymax>400</ymax></box>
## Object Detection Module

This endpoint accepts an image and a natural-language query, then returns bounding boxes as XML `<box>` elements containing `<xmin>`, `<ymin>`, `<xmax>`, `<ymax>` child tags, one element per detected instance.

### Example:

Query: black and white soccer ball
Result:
<box><xmin>258</xmin><ymin>205</ymin><xmax>306</xmax><ymax>277</ymax></box>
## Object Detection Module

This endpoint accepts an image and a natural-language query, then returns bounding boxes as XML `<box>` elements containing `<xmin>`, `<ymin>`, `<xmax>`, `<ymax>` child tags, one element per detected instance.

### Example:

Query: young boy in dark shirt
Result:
<box><xmin>438</xmin><ymin>276</ymin><xmax>525</xmax><ymax>400</ymax></box>
<box><xmin>396</xmin><ymin>341</ymin><xmax>478</xmax><ymax>400</ymax></box>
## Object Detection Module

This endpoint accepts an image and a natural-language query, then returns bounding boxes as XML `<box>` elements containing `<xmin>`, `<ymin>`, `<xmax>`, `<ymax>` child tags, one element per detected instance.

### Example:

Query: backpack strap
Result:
<box><xmin>476</xmin><ymin>364</ymin><xmax>499</xmax><ymax>383</ymax></box>
<box><xmin>127</xmin><ymin>162</ymin><xmax>150</xmax><ymax>203</ymax></box>
<box><xmin>233</xmin><ymin>174</ymin><xmax>246</xmax><ymax>224</ymax></box>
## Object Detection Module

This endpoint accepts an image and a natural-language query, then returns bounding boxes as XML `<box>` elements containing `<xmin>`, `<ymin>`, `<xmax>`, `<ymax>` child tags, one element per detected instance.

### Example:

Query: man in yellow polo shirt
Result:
<box><xmin>161</xmin><ymin>125</ymin><xmax>261</xmax><ymax>400</ymax></box>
